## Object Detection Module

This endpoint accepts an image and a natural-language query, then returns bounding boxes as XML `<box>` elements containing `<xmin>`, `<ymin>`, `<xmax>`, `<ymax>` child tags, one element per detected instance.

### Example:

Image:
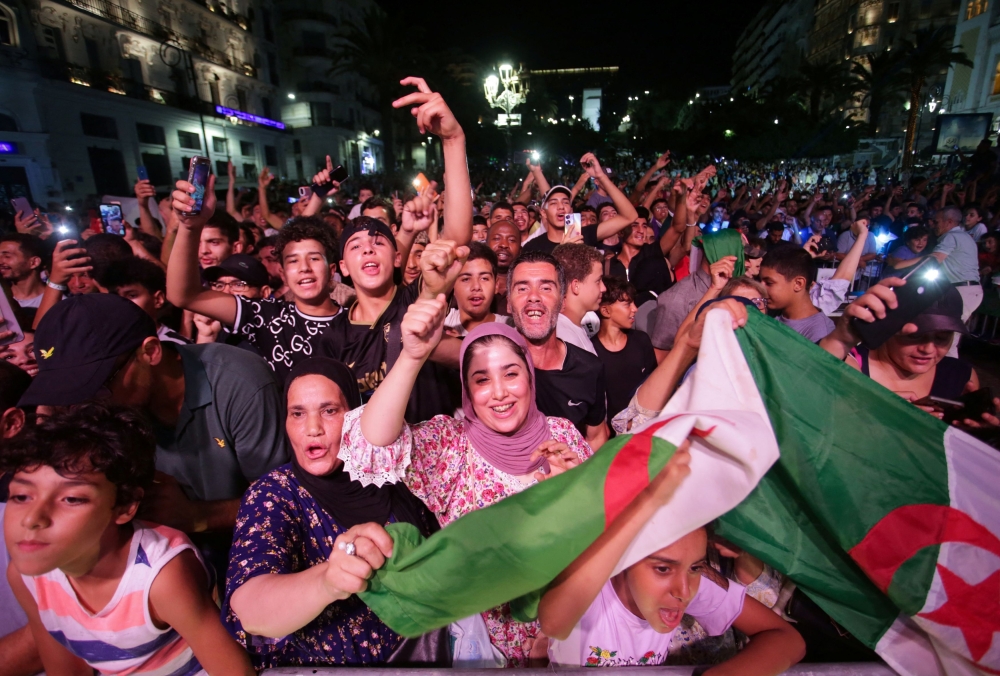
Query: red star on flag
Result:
<box><xmin>918</xmin><ymin>564</ymin><xmax>1000</xmax><ymax>663</ymax></box>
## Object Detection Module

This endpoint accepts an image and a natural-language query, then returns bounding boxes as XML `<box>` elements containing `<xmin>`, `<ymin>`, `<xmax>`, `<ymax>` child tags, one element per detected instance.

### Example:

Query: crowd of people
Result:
<box><xmin>2</xmin><ymin>76</ymin><xmax>999</xmax><ymax>676</ymax></box>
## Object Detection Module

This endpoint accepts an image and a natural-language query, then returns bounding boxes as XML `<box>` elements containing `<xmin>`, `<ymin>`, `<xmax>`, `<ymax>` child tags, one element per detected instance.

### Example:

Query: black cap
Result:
<box><xmin>911</xmin><ymin>285</ymin><xmax>970</xmax><ymax>335</ymax></box>
<box><xmin>339</xmin><ymin>216</ymin><xmax>397</xmax><ymax>259</ymax></box>
<box><xmin>19</xmin><ymin>295</ymin><xmax>156</xmax><ymax>407</ymax></box>
<box><xmin>203</xmin><ymin>254</ymin><xmax>270</xmax><ymax>288</ymax></box>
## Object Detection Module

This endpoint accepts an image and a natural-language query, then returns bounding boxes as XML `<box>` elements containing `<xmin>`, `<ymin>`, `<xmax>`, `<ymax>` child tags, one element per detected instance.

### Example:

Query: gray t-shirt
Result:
<box><xmin>934</xmin><ymin>227</ymin><xmax>980</xmax><ymax>284</ymax></box>
<box><xmin>649</xmin><ymin>268</ymin><xmax>712</xmax><ymax>350</ymax></box>
<box><xmin>151</xmin><ymin>343</ymin><xmax>288</xmax><ymax>502</ymax></box>
<box><xmin>777</xmin><ymin>311</ymin><xmax>835</xmax><ymax>343</ymax></box>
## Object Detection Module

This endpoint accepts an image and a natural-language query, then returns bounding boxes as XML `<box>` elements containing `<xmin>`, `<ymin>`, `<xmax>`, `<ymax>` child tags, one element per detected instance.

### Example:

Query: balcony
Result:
<box><xmin>190</xmin><ymin>41</ymin><xmax>256</xmax><ymax>77</ymax></box>
<box><xmin>185</xmin><ymin>0</ymin><xmax>251</xmax><ymax>30</ymax></box>
<box><xmin>54</xmin><ymin>0</ymin><xmax>176</xmax><ymax>41</ymax></box>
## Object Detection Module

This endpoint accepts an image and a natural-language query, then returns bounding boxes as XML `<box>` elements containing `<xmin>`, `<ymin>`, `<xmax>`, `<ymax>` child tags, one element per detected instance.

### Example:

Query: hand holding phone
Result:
<box><xmin>100</xmin><ymin>202</ymin><xmax>125</xmax><ymax>236</ymax></box>
<box><xmin>186</xmin><ymin>156</ymin><xmax>212</xmax><ymax>216</ymax></box>
<box><xmin>563</xmin><ymin>213</ymin><xmax>582</xmax><ymax>241</ymax></box>
<box><xmin>413</xmin><ymin>172</ymin><xmax>431</xmax><ymax>193</ymax></box>
<box><xmin>0</xmin><ymin>280</ymin><xmax>25</xmax><ymax>347</ymax></box>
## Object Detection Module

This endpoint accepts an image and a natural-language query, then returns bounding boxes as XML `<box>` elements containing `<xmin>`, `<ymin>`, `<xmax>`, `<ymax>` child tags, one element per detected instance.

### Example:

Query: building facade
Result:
<box><xmin>731</xmin><ymin>0</ymin><xmax>814</xmax><ymax>94</ymax></box>
<box><xmin>940</xmin><ymin>0</ymin><xmax>1000</xmax><ymax>137</ymax></box>
<box><xmin>0</xmin><ymin>0</ymin><xmax>380</xmax><ymax>213</ymax></box>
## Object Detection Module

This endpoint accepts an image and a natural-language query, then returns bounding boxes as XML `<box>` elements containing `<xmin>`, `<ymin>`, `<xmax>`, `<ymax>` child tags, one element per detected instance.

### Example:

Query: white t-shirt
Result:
<box><xmin>548</xmin><ymin>576</ymin><xmax>745</xmax><ymax>667</ymax></box>
<box><xmin>443</xmin><ymin>309</ymin><xmax>510</xmax><ymax>337</ymax></box>
<box><xmin>15</xmin><ymin>293</ymin><xmax>43</xmax><ymax>309</ymax></box>
<box><xmin>967</xmin><ymin>222</ymin><xmax>988</xmax><ymax>242</ymax></box>
<box><xmin>557</xmin><ymin>313</ymin><xmax>597</xmax><ymax>355</ymax></box>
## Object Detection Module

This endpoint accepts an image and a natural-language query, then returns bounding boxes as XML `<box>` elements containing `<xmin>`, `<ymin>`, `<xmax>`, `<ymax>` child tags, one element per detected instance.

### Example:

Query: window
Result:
<box><xmin>311</xmin><ymin>101</ymin><xmax>331</xmax><ymax>127</ymax></box>
<box><xmin>992</xmin><ymin>60</ymin><xmax>1000</xmax><ymax>95</ymax></box>
<box><xmin>0</xmin><ymin>2</ymin><xmax>19</xmax><ymax>47</ymax></box>
<box><xmin>888</xmin><ymin>2</ymin><xmax>899</xmax><ymax>21</ymax></box>
<box><xmin>242</xmin><ymin>163</ymin><xmax>256</xmax><ymax>179</ymax></box>
<box><xmin>264</xmin><ymin>145</ymin><xmax>277</xmax><ymax>165</ymax></box>
<box><xmin>81</xmin><ymin>113</ymin><xmax>118</xmax><ymax>138</ymax></box>
<box><xmin>302</xmin><ymin>31</ymin><xmax>325</xmax><ymax>50</ymax></box>
<box><xmin>293</xmin><ymin>139</ymin><xmax>301</xmax><ymax>153</ymax></box>
<box><xmin>136</xmin><ymin>123</ymin><xmax>165</xmax><ymax>145</ymax></box>
<box><xmin>141</xmin><ymin>152</ymin><xmax>172</xmax><ymax>186</ymax></box>
<box><xmin>240</xmin><ymin>140</ymin><xmax>255</xmax><ymax>156</ymax></box>
<box><xmin>215</xmin><ymin>160</ymin><xmax>229</xmax><ymax>176</ymax></box>
<box><xmin>212</xmin><ymin>136</ymin><xmax>227</xmax><ymax>153</ymax></box>
<box><xmin>968</xmin><ymin>0</ymin><xmax>988</xmax><ymax>18</ymax></box>
<box><xmin>261</xmin><ymin>96</ymin><xmax>272</xmax><ymax>119</ymax></box>
<box><xmin>84</xmin><ymin>37</ymin><xmax>100</xmax><ymax>69</ymax></box>
<box><xmin>181</xmin><ymin>156</ymin><xmax>193</xmax><ymax>177</ymax></box>
<box><xmin>267</xmin><ymin>52</ymin><xmax>279</xmax><ymax>86</ymax></box>
<box><xmin>261</xmin><ymin>9</ymin><xmax>274</xmax><ymax>41</ymax></box>
<box><xmin>39</xmin><ymin>26</ymin><xmax>64</xmax><ymax>60</ymax></box>
<box><xmin>178</xmin><ymin>130</ymin><xmax>201</xmax><ymax>150</ymax></box>
<box><xmin>237</xmin><ymin>86</ymin><xmax>248</xmax><ymax>112</ymax></box>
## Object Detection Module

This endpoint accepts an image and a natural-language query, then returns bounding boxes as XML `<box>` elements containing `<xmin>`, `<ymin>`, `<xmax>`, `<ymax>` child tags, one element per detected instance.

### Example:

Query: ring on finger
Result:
<box><xmin>338</xmin><ymin>540</ymin><xmax>356</xmax><ymax>557</ymax></box>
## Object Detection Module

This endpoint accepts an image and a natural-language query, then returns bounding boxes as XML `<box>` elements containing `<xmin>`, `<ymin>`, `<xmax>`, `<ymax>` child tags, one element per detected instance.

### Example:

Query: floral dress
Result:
<box><xmin>222</xmin><ymin>465</ymin><xmax>403</xmax><ymax>669</ymax></box>
<box><xmin>340</xmin><ymin>407</ymin><xmax>593</xmax><ymax>667</ymax></box>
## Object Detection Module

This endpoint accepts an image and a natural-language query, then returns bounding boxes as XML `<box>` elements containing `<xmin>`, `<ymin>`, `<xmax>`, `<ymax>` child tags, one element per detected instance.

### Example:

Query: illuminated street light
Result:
<box><xmin>774</xmin><ymin>118</ymin><xmax>779</xmax><ymax>124</ymax></box>
<box><xmin>287</xmin><ymin>93</ymin><xmax>296</xmax><ymax>100</ymax></box>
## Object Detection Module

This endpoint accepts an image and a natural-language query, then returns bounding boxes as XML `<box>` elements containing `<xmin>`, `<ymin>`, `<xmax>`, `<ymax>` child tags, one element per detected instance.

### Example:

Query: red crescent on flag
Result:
<box><xmin>848</xmin><ymin>504</ymin><xmax>1000</xmax><ymax>594</ymax></box>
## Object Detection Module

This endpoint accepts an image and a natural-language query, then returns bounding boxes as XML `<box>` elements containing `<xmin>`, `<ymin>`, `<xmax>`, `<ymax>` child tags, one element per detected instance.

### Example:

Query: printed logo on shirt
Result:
<box><xmin>214</xmin><ymin>438</ymin><xmax>226</xmax><ymax>448</ymax></box>
<box><xmin>40</xmin><ymin>347</ymin><xmax>55</xmax><ymax>359</ymax></box>
<box><xmin>568</xmin><ymin>400</ymin><xmax>583</xmax><ymax>407</ymax></box>
<box><xmin>585</xmin><ymin>646</ymin><xmax>661</xmax><ymax>667</ymax></box>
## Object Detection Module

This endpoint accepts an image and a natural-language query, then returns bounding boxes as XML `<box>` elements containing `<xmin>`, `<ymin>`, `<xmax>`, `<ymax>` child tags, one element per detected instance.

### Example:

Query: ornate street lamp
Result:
<box><xmin>484</xmin><ymin>64</ymin><xmax>529</xmax><ymax>162</ymax></box>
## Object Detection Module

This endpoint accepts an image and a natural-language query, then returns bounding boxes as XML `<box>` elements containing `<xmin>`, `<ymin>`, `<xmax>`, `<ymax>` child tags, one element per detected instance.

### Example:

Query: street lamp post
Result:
<box><xmin>484</xmin><ymin>64</ymin><xmax>528</xmax><ymax>164</ymax></box>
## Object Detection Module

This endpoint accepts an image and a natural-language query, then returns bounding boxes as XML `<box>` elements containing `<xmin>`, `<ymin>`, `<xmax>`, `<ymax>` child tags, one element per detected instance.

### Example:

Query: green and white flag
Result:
<box><xmin>360</xmin><ymin>309</ymin><xmax>1000</xmax><ymax>675</ymax></box>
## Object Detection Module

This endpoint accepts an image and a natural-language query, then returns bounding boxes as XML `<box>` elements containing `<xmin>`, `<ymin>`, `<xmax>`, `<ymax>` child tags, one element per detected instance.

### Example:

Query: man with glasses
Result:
<box><xmin>19</xmin><ymin>293</ymin><xmax>287</xmax><ymax>548</ymax></box>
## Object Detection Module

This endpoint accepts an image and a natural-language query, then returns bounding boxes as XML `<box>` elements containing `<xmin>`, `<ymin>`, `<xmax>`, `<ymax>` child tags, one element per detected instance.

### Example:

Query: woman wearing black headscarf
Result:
<box><xmin>222</xmin><ymin>358</ymin><xmax>438</xmax><ymax>669</ymax></box>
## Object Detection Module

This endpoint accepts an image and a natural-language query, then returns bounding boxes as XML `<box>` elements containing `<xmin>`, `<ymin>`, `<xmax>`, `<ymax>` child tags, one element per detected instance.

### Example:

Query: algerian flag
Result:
<box><xmin>714</xmin><ymin>309</ymin><xmax>1000</xmax><ymax>676</ymax></box>
<box><xmin>358</xmin><ymin>308</ymin><xmax>780</xmax><ymax>637</ymax></box>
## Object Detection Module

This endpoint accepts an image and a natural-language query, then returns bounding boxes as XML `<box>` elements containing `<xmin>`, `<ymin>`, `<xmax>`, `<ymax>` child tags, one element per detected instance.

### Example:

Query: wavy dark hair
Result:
<box><xmin>0</xmin><ymin>403</ymin><xmax>156</xmax><ymax>506</ymax></box>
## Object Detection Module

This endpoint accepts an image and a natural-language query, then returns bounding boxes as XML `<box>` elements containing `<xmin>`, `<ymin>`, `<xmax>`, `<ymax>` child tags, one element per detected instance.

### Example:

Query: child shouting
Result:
<box><xmin>4</xmin><ymin>403</ymin><xmax>254</xmax><ymax>676</ymax></box>
<box><xmin>539</xmin><ymin>441</ymin><xmax>804</xmax><ymax>673</ymax></box>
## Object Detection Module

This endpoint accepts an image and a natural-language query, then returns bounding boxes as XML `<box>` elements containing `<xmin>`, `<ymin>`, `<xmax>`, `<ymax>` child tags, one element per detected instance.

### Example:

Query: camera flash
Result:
<box><xmin>924</xmin><ymin>269</ymin><xmax>940</xmax><ymax>281</ymax></box>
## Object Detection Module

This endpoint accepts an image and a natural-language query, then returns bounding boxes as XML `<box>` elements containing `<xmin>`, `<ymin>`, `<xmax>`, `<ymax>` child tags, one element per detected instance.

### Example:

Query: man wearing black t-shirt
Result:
<box><xmin>521</xmin><ymin>153</ymin><xmax>638</xmax><ymax>255</ymax></box>
<box><xmin>315</xmin><ymin>77</ymin><xmax>474</xmax><ymax>422</ymax></box>
<box><xmin>507</xmin><ymin>250</ymin><xmax>609</xmax><ymax>450</ymax></box>
<box><xmin>167</xmin><ymin>178</ymin><xmax>343</xmax><ymax>383</ymax></box>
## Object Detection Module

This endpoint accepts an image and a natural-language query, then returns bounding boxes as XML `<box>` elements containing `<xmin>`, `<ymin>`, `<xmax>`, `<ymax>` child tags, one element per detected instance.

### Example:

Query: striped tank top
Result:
<box><xmin>22</xmin><ymin>522</ymin><xmax>207</xmax><ymax>676</ymax></box>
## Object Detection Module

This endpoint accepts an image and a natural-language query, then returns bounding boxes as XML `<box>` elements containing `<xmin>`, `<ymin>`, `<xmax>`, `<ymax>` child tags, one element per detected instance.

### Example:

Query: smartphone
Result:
<box><xmin>330</xmin><ymin>165</ymin><xmax>348</xmax><ymax>183</ymax></box>
<box><xmin>913</xmin><ymin>388</ymin><xmax>993</xmax><ymax>424</ymax></box>
<box><xmin>0</xmin><ymin>280</ymin><xmax>25</xmax><ymax>347</ymax></box>
<box><xmin>287</xmin><ymin>196</ymin><xmax>297</xmax><ymax>204</ymax></box>
<box><xmin>186</xmin><ymin>156</ymin><xmax>212</xmax><ymax>216</ymax></box>
<box><xmin>412</xmin><ymin>172</ymin><xmax>431</xmax><ymax>193</ymax></box>
<box><xmin>99</xmin><ymin>202</ymin><xmax>125</xmax><ymax>236</ymax></box>
<box><xmin>11</xmin><ymin>197</ymin><xmax>32</xmax><ymax>218</ymax></box>
<box><xmin>564</xmin><ymin>213</ymin><xmax>582</xmax><ymax>239</ymax></box>
<box><xmin>137</xmin><ymin>166</ymin><xmax>149</xmax><ymax>182</ymax></box>
<box><xmin>852</xmin><ymin>259</ymin><xmax>946</xmax><ymax>349</ymax></box>
<box><xmin>298</xmin><ymin>186</ymin><xmax>312</xmax><ymax>200</ymax></box>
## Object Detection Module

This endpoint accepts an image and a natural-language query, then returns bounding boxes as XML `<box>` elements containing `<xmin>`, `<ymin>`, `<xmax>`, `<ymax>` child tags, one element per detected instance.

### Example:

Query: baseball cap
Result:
<box><xmin>339</xmin><ymin>215</ymin><xmax>397</xmax><ymax>259</ymax></box>
<box><xmin>910</xmin><ymin>285</ymin><xmax>970</xmax><ymax>335</ymax></box>
<box><xmin>542</xmin><ymin>185</ymin><xmax>572</xmax><ymax>206</ymax></box>
<box><xmin>20</xmin><ymin>294</ymin><xmax>156</xmax><ymax>407</ymax></box>
<box><xmin>203</xmin><ymin>254</ymin><xmax>270</xmax><ymax>288</ymax></box>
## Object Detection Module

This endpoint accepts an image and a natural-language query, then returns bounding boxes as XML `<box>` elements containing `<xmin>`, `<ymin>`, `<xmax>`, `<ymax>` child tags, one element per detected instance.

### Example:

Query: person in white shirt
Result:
<box><xmin>553</xmin><ymin>244</ymin><xmax>604</xmax><ymax>355</ymax></box>
<box><xmin>347</xmin><ymin>185</ymin><xmax>375</xmax><ymax>220</ymax></box>
<box><xmin>539</xmin><ymin>443</ymin><xmax>805</xmax><ymax>671</ymax></box>
<box><xmin>964</xmin><ymin>205</ymin><xmax>988</xmax><ymax>242</ymax></box>
<box><xmin>443</xmin><ymin>243</ymin><xmax>510</xmax><ymax>337</ymax></box>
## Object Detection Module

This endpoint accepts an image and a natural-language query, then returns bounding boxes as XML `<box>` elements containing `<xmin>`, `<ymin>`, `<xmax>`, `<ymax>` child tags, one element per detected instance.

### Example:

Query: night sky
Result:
<box><xmin>375</xmin><ymin>0</ymin><xmax>766</xmax><ymax>92</ymax></box>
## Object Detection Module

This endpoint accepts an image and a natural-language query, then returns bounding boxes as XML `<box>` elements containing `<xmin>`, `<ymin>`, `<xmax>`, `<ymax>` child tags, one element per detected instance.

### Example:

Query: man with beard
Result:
<box><xmin>487</xmin><ymin>219</ymin><xmax>521</xmax><ymax>313</ymax></box>
<box><xmin>507</xmin><ymin>250</ymin><xmax>609</xmax><ymax>450</ymax></box>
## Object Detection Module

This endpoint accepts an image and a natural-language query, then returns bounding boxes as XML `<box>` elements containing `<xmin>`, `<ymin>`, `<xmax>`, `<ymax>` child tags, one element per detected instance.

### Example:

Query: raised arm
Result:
<box><xmin>301</xmin><ymin>156</ymin><xmax>341</xmax><ymax>218</ymax></box>
<box><xmin>225</xmin><ymin>161</ymin><xmax>242</xmax><ymax>221</ymax></box>
<box><xmin>569</xmin><ymin>171</ymin><xmax>590</xmax><ymax>201</ymax></box>
<box><xmin>165</xmin><ymin>174</ymin><xmax>239</xmax><ymax>325</ymax></box>
<box><xmin>578</xmin><ymin>153</ymin><xmax>638</xmax><ymax>240</ymax></box>
<box><xmin>31</xmin><ymin>240</ymin><xmax>92</xmax><ymax>330</ymax></box>
<box><xmin>257</xmin><ymin>167</ymin><xmax>286</xmax><ymax>230</ymax></box>
<box><xmin>393</xmin><ymin>77</ymin><xmax>472</xmax><ymax>245</ymax></box>
<box><xmin>632</xmin><ymin>151</ymin><xmax>671</xmax><ymax>205</ymax></box>
<box><xmin>538</xmin><ymin>444</ymin><xmax>692</xmax><ymax>640</ymax></box>
<box><xmin>360</xmin><ymin>294</ymin><xmax>449</xmax><ymax>446</ymax></box>
<box><xmin>135</xmin><ymin>179</ymin><xmax>163</xmax><ymax>237</ymax></box>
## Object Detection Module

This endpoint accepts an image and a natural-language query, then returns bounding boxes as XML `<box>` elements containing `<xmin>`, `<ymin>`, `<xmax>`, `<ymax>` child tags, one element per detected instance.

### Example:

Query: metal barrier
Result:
<box><xmin>264</xmin><ymin>665</ymin><xmax>897</xmax><ymax>676</ymax></box>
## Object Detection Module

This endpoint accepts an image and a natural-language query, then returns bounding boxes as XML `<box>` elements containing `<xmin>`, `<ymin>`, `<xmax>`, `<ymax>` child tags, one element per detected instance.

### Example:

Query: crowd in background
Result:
<box><xmin>1</xmin><ymin>77</ymin><xmax>998</xmax><ymax>676</ymax></box>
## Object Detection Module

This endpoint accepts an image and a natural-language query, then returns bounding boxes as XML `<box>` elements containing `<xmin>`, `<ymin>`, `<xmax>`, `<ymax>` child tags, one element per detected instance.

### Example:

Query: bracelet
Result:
<box><xmin>47</xmin><ymin>280</ymin><xmax>68</xmax><ymax>292</ymax></box>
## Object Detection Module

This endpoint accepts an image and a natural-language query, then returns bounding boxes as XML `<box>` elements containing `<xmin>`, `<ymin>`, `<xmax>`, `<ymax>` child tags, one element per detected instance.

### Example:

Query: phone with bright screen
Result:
<box><xmin>99</xmin><ymin>203</ymin><xmax>125</xmax><ymax>236</ymax></box>
<box><xmin>186</xmin><ymin>156</ymin><xmax>211</xmax><ymax>215</ymax></box>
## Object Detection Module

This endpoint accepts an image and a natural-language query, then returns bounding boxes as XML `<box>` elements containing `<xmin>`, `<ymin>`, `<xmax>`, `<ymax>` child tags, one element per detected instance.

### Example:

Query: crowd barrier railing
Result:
<box><xmin>263</xmin><ymin>664</ymin><xmax>897</xmax><ymax>676</ymax></box>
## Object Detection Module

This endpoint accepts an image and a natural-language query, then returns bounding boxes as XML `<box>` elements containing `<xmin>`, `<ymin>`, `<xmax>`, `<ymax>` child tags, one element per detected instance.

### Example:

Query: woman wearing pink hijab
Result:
<box><xmin>340</xmin><ymin>294</ymin><xmax>592</xmax><ymax>667</ymax></box>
